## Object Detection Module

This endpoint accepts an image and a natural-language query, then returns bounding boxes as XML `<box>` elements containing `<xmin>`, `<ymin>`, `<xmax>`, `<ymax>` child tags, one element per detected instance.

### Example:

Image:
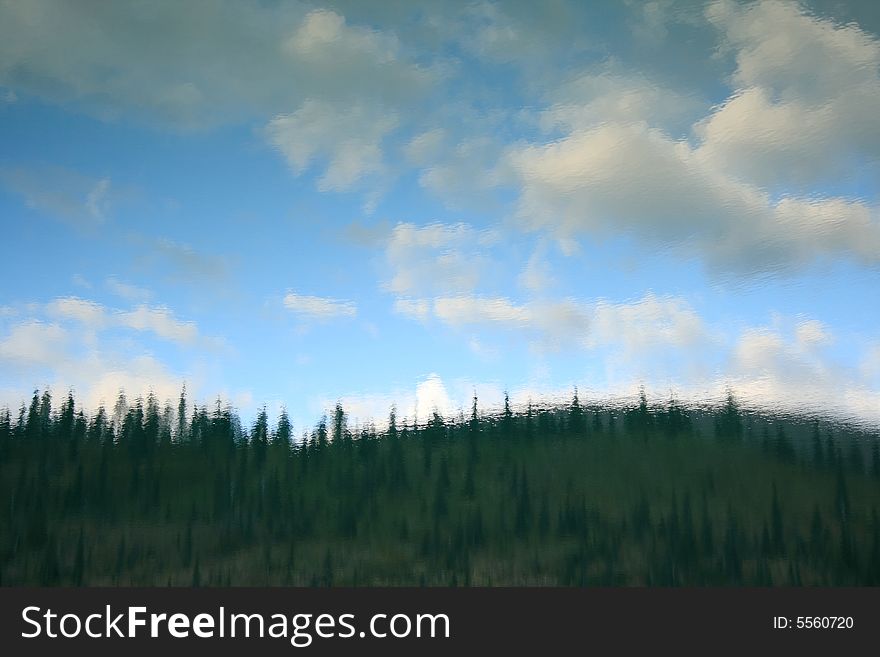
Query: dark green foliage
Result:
<box><xmin>274</xmin><ymin>408</ymin><xmax>292</xmax><ymax>447</ymax></box>
<box><xmin>568</xmin><ymin>388</ymin><xmax>586</xmax><ymax>435</ymax></box>
<box><xmin>1</xmin><ymin>388</ymin><xmax>879</xmax><ymax>586</ymax></box>
<box><xmin>715</xmin><ymin>391</ymin><xmax>743</xmax><ymax>441</ymax></box>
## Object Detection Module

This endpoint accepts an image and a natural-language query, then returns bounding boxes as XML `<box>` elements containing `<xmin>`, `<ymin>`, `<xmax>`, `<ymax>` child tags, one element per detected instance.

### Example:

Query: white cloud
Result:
<box><xmin>862</xmin><ymin>343</ymin><xmax>880</xmax><ymax>380</ymax></box>
<box><xmin>697</xmin><ymin>0</ymin><xmax>880</xmax><ymax>188</ymax></box>
<box><xmin>43</xmin><ymin>296</ymin><xmax>209</xmax><ymax>348</ymax></box>
<box><xmin>494</xmin><ymin>1</ymin><xmax>880</xmax><ymax>278</ymax></box>
<box><xmin>0</xmin><ymin>299</ymin><xmax>232</xmax><ymax>414</ymax></box>
<box><xmin>727</xmin><ymin>322</ymin><xmax>880</xmax><ymax>424</ymax></box>
<box><xmin>329</xmin><ymin>372</ymin><xmax>456</xmax><ymax>428</ymax></box>
<box><xmin>412</xmin><ymin>135</ymin><xmax>509</xmax><ymax>209</ymax></box>
<box><xmin>0</xmin><ymin>320</ymin><xmax>68</xmax><ymax>368</ymax></box>
<box><xmin>400</xmin><ymin>100</ymin><xmax>524</xmax><ymax>211</ymax></box>
<box><xmin>507</xmin><ymin>120</ymin><xmax>880</xmax><ymax>276</ymax></box>
<box><xmin>433</xmin><ymin>296</ymin><xmax>532</xmax><ymax>327</ymax></box>
<box><xmin>45</xmin><ymin>297</ymin><xmax>107</xmax><ymax>330</ymax></box>
<box><xmin>0</xmin><ymin>2</ymin><xmax>431</xmax><ymax>129</ymax></box>
<box><xmin>283</xmin><ymin>293</ymin><xmax>357</xmax><ymax>320</ymax></box>
<box><xmin>404</xmin><ymin>128</ymin><xmax>446</xmax><ymax>164</ymax></box>
<box><xmin>266</xmin><ymin>99</ymin><xmax>397</xmax><ymax>192</ymax></box>
<box><xmin>311</xmin><ymin>307</ymin><xmax>880</xmax><ymax>427</ymax></box>
<box><xmin>64</xmin><ymin>354</ymin><xmax>186</xmax><ymax>413</ymax></box>
<box><xmin>399</xmin><ymin>291</ymin><xmax>708</xmax><ymax>357</ymax></box>
<box><xmin>539</xmin><ymin>70</ymin><xmax>705</xmax><ymax>135</ymax></box>
<box><xmin>415</xmin><ymin>373</ymin><xmax>454</xmax><ymax>420</ymax></box>
<box><xmin>393</xmin><ymin>298</ymin><xmax>431</xmax><ymax>322</ymax></box>
<box><xmin>117</xmin><ymin>306</ymin><xmax>199</xmax><ymax>345</ymax></box>
<box><xmin>589</xmin><ymin>294</ymin><xmax>707</xmax><ymax>353</ymax></box>
<box><xmin>384</xmin><ymin>221</ymin><xmax>498</xmax><ymax>296</ymax></box>
<box><xmin>284</xmin><ymin>9</ymin><xmax>398</xmax><ymax>64</ymax></box>
<box><xmin>794</xmin><ymin>319</ymin><xmax>834</xmax><ymax>351</ymax></box>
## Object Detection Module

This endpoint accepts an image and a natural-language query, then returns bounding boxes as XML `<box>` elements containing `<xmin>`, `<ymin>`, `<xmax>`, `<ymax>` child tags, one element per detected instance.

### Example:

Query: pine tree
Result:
<box><xmin>469</xmin><ymin>395</ymin><xmax>479</xmax><ymax>435</ymax></box>
<box><xmin>315</xmin><ymin>415</ymin><xmax>328</xmax><ymax>449</ymax></box>
<box><xmin>332</xmin><ymin>403</ymin><xmax>348</xmax><ymax>443</ymax></box>
<box><xmin>25</xmin><ymin>390</ymin><xmax>40</xmax><ymax>440</ymax></box>
<box><xmin>57</xmin><ymin>390</ymin><xmax>75</xmax><ymax>443</ymax></box>
<box><xmin>502</xmin><ymin>392</ymin><xmax>513</xmax><ymax>436</ymax></box>
<box><xmin>176</xmin><ymin>385</ymin><xmax>188</xmax><ymax>443</ymax></box>
<box><xmin>388</xmin><ymin>405</ymin><xmax>398</xmax><ymax>440</ymax></box>
<box><xmin>273</xmin><ymin>408</ymin><xmax>292</xmax><ymax>447</ymax></box>
<box><xmin>88</xmin><ymin>406</ymin><xmax>108</xmax><ymax>444</ymax></box>
<box><xmin>715</xmin><ymin>390</ymin><xmax>742</xmax><ymax>441</ymax></box>
<box><xmin>569</xmin><ymin>387</ymin><xmax>586</xmax><ymax>434</ymax></box>
<box><xmin>0</xmin><ymin>407</ymin><xmax>10</xmax><ymax>454</ymax></box>
<box><xmin>252</xmin><ymin>406</ymin><xmax>269</xmax><ymax>464</ymax></box>
<box><xmin>38</xmin><ymin>389</ymin><xmax>52</xmax><ymax>439</ymax></box>
<box><xmin>144</xmin><ymin>392</ymin><xmax>160</xmax><ymax>451</ymax></box>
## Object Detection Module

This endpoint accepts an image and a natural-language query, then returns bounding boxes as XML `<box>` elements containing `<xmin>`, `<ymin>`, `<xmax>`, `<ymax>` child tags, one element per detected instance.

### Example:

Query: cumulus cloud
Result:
<box><xmin>45</xmin><ymin>297</ymin><xmax>107</xmax><ymax>330</ymax></box>
<box><xmin>0</xmin><ymin>320</ymin><xmax>68</xmax><ymax>368</ymax></box>
<box><xmin>328</xmin><ymin>372</ymin><xmax>456</xmax><ymax>429</ymax></box>
<box><xmin>383</xmin><ymin>221</ymin><xmax>499</xmax><ymax>296</ymax></box>
<box><xmin>0</xmin><ymin>3</ymin><xmax>435</xmax><ymax>208</ymax></box>
<box><xmin>415</xmin><ymin>373</ymin><xmax>455</xmax><ymax>420</ymax></box>
<box><xmin>117</xmin><ymin>306</ymin><xmax>199</xmax><ymax>345</ymax></box>
<box><xmin>726</xmin><ymin>321</ymin><xmax>879</xmax><ymax>424</ymax></box>
<box><xmin>793</xmin><ymin>318</ymin><xmax>834</xmax><ymax>351</ymax></box>
<box><xmin>283</xmin><ymin>293</ymin><xmax>357</xmax><ymax>320</ymax></box>
<box><xmin>393</xmin><ymin>298</ymin><xmax>431</xmax><ymax>322</ymax></box>
<box><xmin>539</xmin><ymin>70</ymin><xmax>705</xmax><ymax>135</ymax></box>
<box><xmin>589</xmin><ymin>294</ymin><xmax>706</xmax><ymax>354</ymax></box>
<box><xmin>0</xmin><ymin>2</ymin><xmax>431</xmax><ymax>129</ymax></box>
<box><xmin>284</xmin><ymin>8</ymin><xmax>398</xmax><ymax>64</ymax></box>
<box><xmin>266</xmin><ymin>100</ymin><xmax>397</xmax><ymax>192</ymax></box>
<box><xmin>0</xmin><ymin>324</ymin><xmax>185</xmax><ymax>413</ymax></box>
<box><xmin>317</xmin><ymin>316</ymin><xmax>880</xmax><ymax>428</ymax></box>
<box><xmin>508</xmin><ymin>121</ymin><xmax>880</xmax><ymax>276</ymax></box>
<box><xmin>433</xmin><ymin>296</ymin><xmax>532</xmax><ymax>327</ymax></box>
<box><xmin>862</xmin><ymin>343</ymin><xmax>880</xmax><ymax>381</ymax></box>
<box><xmin>397</xmin><ymin>291</ymin><xmax>709</xmax><ymax>357</ymax></box>
<box><xmin>495</xmin><ymin>1</ymin><xmax>880</xmax><ymax>279</ymax></box>
<box><xmin>44</xmin><ymin>297</ymin><xmax>201</xmax><ymax>346</ymax></box>
<box><xmin>695</xmin><ymin>0</ymin><xmax>880</xmax><ymax>188</ymax></box>
<box><xmin>0</xmin><ymin>295</ymin><xmax>240</xmax><ymax>413</ymax></box>
<box><xmin>405</xmin><ymin>128</ymin><xmax>511</xmax><ymax>210</ymax></box>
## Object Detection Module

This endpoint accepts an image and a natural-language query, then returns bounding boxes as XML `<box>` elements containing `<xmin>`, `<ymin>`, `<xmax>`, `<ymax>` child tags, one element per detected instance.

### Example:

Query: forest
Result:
<box><xmin>1</xmin><ymin>387</ymin><xmax>879</xmax><ymax>586</ymax></box>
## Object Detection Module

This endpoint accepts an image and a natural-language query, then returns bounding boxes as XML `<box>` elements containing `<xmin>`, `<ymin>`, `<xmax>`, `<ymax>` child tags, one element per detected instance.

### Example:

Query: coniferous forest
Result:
<box><xmin>1</xmin><ymin>387</ymin><xmax>879</xmax><ymax>586</ymax></box>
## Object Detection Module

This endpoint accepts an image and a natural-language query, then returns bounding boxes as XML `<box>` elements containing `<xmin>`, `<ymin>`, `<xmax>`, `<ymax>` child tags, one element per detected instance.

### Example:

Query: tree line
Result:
<box><xmin>1</xmin><ymin>386</ymin><xmax>879</xmax><ymax>586</ymax></box>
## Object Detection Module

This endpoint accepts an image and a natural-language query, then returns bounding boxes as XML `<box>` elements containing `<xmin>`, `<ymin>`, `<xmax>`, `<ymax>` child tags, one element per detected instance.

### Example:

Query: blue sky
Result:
<box><xmin>1</xmin><ymin>0</ymin><xmax>879</xmax><ymax>431</ymax></box>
